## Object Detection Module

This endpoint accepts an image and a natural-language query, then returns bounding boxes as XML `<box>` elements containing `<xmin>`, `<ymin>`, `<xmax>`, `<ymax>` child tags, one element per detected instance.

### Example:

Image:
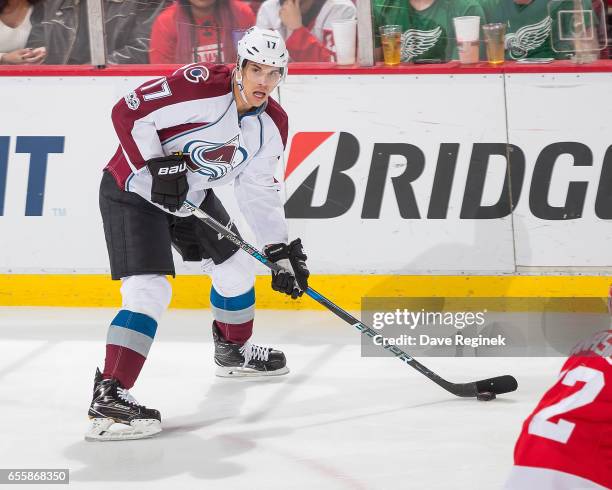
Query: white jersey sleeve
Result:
<box><xmin>234</xmin><ymin>155</ymin><xmax>288</xmax><ymax>248</ymax></box>
<box><xmin>234</xmin><ymin>96</ymin><xmax>288</xmax><ymax>248</ymax></box>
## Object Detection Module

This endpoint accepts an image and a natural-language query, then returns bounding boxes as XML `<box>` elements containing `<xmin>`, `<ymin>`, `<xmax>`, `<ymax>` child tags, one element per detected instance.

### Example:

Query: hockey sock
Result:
<box><xmin>103</xmin><ymin>310</ymin><xmax>158</xmax><ymax>389</ymax></box>
<box><xmin>210</xmin><ymin>286</ymin><xmax>254</xmax><ymax>344</ymax></box>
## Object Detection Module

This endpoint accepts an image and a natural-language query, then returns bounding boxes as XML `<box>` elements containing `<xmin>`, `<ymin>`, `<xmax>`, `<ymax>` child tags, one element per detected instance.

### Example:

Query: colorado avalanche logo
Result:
<box><xmin>183</xmin><ymin>135</ymin><xmax>248</xmax><ymax>181</ymax></box>
<box><xmin>183</xmin><ymin>65</ymin><xmax>210</xmax><ymax>83</ymax></box>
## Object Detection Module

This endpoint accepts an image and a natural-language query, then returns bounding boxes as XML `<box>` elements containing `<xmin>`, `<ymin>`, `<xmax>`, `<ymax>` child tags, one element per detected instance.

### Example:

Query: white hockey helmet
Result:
<box><xmin>236</xmin><ymin>26</ymin><xmax>289</xmax><ymax>82</ymax></box>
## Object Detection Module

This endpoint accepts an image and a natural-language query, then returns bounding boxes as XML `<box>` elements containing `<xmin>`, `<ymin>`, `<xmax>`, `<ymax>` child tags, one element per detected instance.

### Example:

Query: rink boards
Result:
<box><xmin>0</xmin><ymin>67</ymin><xmax>611</xmax><ymax>306</ymax></box>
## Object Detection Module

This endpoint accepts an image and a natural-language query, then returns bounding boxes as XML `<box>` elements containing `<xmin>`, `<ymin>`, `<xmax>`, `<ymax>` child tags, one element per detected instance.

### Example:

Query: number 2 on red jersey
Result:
<box><xmin>528</xmin><ymin>365</ymin><xmax>605</xmax><ymax>443</ymax></box>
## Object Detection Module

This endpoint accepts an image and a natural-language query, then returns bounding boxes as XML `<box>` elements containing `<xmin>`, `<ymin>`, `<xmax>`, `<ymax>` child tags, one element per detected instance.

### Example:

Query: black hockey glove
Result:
<box><xmin>147</xmin><ymin>155</ymin><xmax>189</xmax><ymax>213</ymax></box>
<box><xmin>264</xmin><ymin>238</ymin><xmax>309</xmax><ymax>299</ymax></box>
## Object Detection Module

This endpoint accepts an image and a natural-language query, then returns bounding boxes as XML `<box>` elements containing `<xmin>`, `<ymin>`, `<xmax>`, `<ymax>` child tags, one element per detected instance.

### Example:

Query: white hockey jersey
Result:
<box><xmin>256</xmin><ymin>0</ymin><xmax>356</xmax><ymax>62</ymax></box>
<box><xmin>105</xmin><ymin>63</ymin><xmax>289</xmax><ymax>247</ymax></box>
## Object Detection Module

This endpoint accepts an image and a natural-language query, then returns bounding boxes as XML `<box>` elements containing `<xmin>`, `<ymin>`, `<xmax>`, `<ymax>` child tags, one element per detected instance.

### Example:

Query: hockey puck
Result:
<box><xmin>476</xmin><ymin>391</ymin><xmax>496</xmax><ymax>401</ymax></box>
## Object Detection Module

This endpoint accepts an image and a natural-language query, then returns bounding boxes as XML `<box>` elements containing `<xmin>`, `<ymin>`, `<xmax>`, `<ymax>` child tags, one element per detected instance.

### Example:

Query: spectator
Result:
<box><xmin>0</xmin><ymin>0</ymin><xmax>45</xmax><ymax>64</ymax></box>
<box><xmin>256</xmin><ymin>0</ymin><xmax>356</xmax><ymax>62</ymax></box>
<box><xmin>150</xmin><ymin>0</ymin><xmax>255</xmax><ymax>64</ymax></box>
<box><xmin>26</xmin><ymin>0</ymin><xmax>169</xmax><ymax>65</ymax></box>
<box><xmin>373</xmin><ymin>0</ymin><xmax>485</xmax><ymax>63</ymax></box>
<box><xmin>245</xmin><ymin>0</ymin><xmax>266</xmax><ymax>16</ymax></box>
<box><xmin>480</xmin><ymin>0</ymin><xmax>600</xmax><ymax>60</ymax></box>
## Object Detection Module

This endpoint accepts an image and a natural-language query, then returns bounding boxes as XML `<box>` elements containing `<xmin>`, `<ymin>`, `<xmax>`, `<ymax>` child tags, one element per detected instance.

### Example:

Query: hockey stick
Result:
<box><xmin>182</xmin><ymin>200</ymin><xmax>518</xmax><ymax>399</ymax></box>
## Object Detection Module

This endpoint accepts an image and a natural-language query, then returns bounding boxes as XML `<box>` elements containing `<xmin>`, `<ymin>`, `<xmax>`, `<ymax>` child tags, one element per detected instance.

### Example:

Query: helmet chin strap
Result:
<box><xmin>234</xmin><ymin>66</ymin><xmax>250</xmax><ymax>106</ymax></box>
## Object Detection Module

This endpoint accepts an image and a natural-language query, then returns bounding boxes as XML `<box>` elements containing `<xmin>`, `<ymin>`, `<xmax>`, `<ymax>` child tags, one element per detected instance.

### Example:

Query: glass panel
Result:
<box><xmin>146</xmin><ymin>0</ymin><xmax>357</xmax><ymax>65</ymax></box>
<box><xmin>0</xmin><ymin>0</ymin><xmax>169</xmax><ymax>66</ymax></box>
<box><xmin>1</xmin><ymin>0</ymin><xmax>90</xmax><ymax>65</ymax></box>
<box><xmin>548</xmin><ymin>0</ymin><xmax>608</xmax><ymax>61</ymax></box>
<box><xmin>102</xmin><ymin>0</ymin><xmax>169</xmax><ymax>65</ymax></box>
<box><xmin>372</xmin><ymin>0</ymin><xmax>487</xmax><ymax>63</ymax></box>
<box><xmin>482</xmin><ymin>0</ymin><xmax>608</xmax><ymax>62</ymax></box>
<box><xmin>371</xmin><ymin>0</ymin><xmax>610</xmax><ymax>65</ymax></box>
<box><xmin>2</xmin><ymin>0</ymin><xmax>608</xmax><ymax>67</ymax></box>
<box><xmin>148</xmin><ymin>1</ymin><xmax>249</xmax><ymax>65</ymax></box>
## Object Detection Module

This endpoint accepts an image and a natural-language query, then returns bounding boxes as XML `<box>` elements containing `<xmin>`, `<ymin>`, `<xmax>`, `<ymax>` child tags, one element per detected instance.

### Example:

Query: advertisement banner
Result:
<box><xmin>281</xmin><ymin>74</ymin><xmax>514</xmax><ymax>273</ymax></box>
<box><xmin>0</xmin><ymin>72</ymin><xmax>610</xmax><ymax>274</ymax></box>
<box><xmin>505</xmin><ymin>72</ymin><xmax>612</xmax><ymax>268</ymax></box>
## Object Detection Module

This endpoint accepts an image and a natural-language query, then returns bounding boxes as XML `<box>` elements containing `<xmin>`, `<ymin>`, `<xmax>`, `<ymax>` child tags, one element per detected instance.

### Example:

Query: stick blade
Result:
<box><xmin>475</xmin><ymin>375</ymin><xmax>518</xmax><ymax>395</ymax></box>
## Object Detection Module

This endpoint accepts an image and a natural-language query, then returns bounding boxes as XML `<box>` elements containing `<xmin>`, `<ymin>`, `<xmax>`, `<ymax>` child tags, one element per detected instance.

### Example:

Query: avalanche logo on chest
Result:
<box><xmin>183</xmin><ymin>135</ymin><xmax>248</xmax><ymax>181</ymax></box>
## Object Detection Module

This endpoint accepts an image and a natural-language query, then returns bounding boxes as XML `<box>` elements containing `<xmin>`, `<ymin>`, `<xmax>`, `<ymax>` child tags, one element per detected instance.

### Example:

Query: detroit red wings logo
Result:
<box><xmin>183</xmin><ymin>135</ymin><xmax>248</xmax><ymax>181</ymax></box>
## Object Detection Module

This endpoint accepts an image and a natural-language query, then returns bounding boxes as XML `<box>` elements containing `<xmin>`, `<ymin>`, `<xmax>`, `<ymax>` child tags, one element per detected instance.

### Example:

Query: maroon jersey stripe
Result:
<box><xmin>157</xmin><ymin>123</ymin><xmax>211</xmax><ymax>144</ymax></box>
<box><xmin>265</xmin><ymin>98</ymin><xmax>289</xmax><ymax>149</ymax></box>
<box><xmin>105</xmin><ymin>146</ymin><xmax>133</xmax><ymax>189</ymax></box>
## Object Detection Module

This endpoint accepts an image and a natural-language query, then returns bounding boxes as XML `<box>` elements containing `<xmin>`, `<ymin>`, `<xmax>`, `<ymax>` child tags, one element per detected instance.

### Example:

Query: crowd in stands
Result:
<box><xmin>0</xmin><ymin>0</ymin><xmax>609</xmax><ymax>65</ymax></box>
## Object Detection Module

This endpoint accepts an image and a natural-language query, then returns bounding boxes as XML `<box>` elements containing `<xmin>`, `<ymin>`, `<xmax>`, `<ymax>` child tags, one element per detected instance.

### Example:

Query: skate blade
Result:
<box><xmin>84</xmin><ymin>418</ymin><xmax>162</xmax><ymax>442</ymax></box>
<box><xmin>215</xmin><ymin>366</ymin><xmax>290</xmax><ymax>378</ymax></box>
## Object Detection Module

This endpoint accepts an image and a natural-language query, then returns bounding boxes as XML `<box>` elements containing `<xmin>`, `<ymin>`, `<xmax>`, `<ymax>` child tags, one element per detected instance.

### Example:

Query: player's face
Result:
<box><xmin>241</xmin><ymin>62</ymin><xmax>283</xmax><ymax>106</ymax></box>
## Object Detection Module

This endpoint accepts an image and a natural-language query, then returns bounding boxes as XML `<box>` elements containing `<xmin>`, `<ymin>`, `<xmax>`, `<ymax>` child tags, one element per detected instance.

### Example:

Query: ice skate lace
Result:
<box><xmin>117</xmin><ymin>387</ymin><xmax>140</xmax><ymax>406</ymax></box>
<box><xmin>239</xmin><ymin>341</ymin><xmax>270</xmax><ymax>366</ymax></box>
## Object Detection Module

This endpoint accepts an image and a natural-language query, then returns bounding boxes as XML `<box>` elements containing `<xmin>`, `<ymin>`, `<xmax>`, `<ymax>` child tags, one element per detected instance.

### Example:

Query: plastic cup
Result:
<box><xmin>379</xmin><ymin>25</ymin><xmax>402</xmax><ymax>66</ymax></box>
<box><xmin>483</xmin><ymin>23</ymin><xmax>506</xmax><ymax>65</ymax></box>
<box><xmin>453</xmin><ymin>16</ymin><xmax>481</xmax><ymax>64</ymax></box>
<box><xmin>453</xmin><ymin>16</ymin><xmax>481</xmax><ymax>42</ymax></box>
<box><xmin>332</xmin><ymin>19</ymin><xmax>357</xmax><ymax>65</ymax></box>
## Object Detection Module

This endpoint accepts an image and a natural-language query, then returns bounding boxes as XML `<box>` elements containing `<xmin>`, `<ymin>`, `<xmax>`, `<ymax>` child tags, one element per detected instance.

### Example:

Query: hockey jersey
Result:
<box><xmin>105</xmin><ymin>63</ymin><xmax>289</xmax><ymax>247</ymax></box>
<box><xmin>505</xmin><ymin>329</ymin><xmax>612</xmax><ymax>489</ymax></box>
<box><xmin>256</xmin><ymin>0</ymin><xmax>356</xmax><ymax>62</ymax></box>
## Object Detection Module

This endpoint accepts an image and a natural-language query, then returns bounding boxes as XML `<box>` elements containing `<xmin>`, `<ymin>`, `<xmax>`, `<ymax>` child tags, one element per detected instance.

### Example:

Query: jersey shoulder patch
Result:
<box><xmin>170</xmin><ymin>63</ymin><xmax>232</xmax><ymax>98</ymax></box>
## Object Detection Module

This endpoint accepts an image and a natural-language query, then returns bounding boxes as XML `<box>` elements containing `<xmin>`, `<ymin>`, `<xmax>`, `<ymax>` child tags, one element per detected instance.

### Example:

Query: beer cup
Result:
<box><xmin>483</xmin><ymin>23</ymin><xmax>506</xmax><ymax>65</ymax></box>
<box><xmin>379</xmin><ymin>25</ymin><xmax>402</xmax><ymax>65</ymax></box>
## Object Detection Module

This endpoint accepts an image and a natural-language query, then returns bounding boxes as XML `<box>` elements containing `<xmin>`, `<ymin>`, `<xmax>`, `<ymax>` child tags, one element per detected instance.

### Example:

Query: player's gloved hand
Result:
<box><xmin>146</xmin><ymin>155</ymin><xmax>189</xmax><ymax>212</ymax></box>
<box><xmin>264</xmin><ymin>238</ymin><xmax>309</xmax><ymax>299</ymax></box>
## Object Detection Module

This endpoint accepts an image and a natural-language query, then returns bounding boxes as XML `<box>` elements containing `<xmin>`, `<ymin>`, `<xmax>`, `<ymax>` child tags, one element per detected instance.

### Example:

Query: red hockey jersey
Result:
<box><xmin>506</xmin><ymin>330</ymin><xmax>612</xmax><ymax>489</ymax></box>
<box><xmin>149</xmin><ymin>2</ymin><xmax>255</xmax><ymax>64</ymax></box>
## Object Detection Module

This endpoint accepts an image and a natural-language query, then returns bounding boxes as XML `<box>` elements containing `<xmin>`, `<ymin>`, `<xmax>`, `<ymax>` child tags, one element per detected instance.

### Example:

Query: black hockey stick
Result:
<box><xmin>182</xmin><ymin>200</ymin><xmax>518</xmax><ymax>399</ymax></box>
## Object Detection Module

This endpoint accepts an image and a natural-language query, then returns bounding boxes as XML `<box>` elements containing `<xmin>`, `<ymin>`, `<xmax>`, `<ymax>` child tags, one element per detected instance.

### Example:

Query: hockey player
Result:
<box><xmin>504</xmin><ymin>302</ymin><xmax>612</xmax><ymax>488</ymax></box>
<box><xmin>86</xmin><ymin>26</ymin><xmax>309</xmax><ymax>441</ymax></box>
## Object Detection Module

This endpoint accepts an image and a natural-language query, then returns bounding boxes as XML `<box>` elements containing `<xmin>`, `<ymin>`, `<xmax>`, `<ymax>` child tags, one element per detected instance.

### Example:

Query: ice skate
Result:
<box><xmin>85</xmin><ymin>368</ymin><xmax>161</xmax><ymax>441</ymax></box>
<box><xmin>213</xmin><ymin>322</ymin><xmax>289</xmax><ymax>377</ymax></box>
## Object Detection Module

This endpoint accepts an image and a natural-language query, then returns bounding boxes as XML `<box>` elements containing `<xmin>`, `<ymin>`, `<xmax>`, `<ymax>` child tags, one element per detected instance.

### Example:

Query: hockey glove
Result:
<box><xmin>264</xmin><ymin>238</ymin><xmax>309</xmax><ymax>299</ymax></box>
<box><xmin>147</xmin><ymin>155</ymin><xmax>189</xmax><ymax>212</ymax></box>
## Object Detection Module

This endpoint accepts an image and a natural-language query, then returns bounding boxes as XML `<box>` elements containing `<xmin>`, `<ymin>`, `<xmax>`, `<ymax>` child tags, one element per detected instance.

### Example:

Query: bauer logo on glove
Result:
<box><xmin>264</xmin><ymin>238</ymin><xmax>309</xmax><ymax>299</ymax></box>
<box><xmin>157</xmin><ymin>162</ymin><xmax>187</xmax><ymax>176</ymax></box>
<box><xmin>146</xmin><ymin>154</ymin><xmax>189</xmax><ymax>213</ymax></box>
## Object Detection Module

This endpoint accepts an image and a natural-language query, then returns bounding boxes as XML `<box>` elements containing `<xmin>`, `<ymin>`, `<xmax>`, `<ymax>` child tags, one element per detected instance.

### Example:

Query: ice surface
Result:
<box><xmin>0</xmin><ymin>307</ymin><xmax>562</xmax><ymax>489</ymax></box>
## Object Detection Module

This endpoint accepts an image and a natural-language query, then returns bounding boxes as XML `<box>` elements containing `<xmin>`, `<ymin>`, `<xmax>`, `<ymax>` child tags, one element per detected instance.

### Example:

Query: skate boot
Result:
<box><xmin>85</xmin><ymin>368</ymin><xmax>161</xmax><ymax>441</ymax></box>
<box><xmin>213</xmin><ymin>322</ymin><xmax>289</xmax><ymax>377</ymax></box>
